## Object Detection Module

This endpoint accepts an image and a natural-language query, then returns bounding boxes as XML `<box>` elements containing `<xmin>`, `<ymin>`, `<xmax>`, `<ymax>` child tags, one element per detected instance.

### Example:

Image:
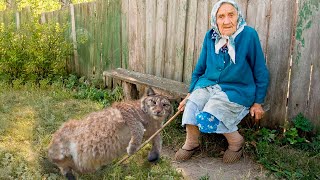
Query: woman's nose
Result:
<box><xmin>224</xmin><ymin>17</ymin><xmax>231</xmax><ymax>24</ymax></box>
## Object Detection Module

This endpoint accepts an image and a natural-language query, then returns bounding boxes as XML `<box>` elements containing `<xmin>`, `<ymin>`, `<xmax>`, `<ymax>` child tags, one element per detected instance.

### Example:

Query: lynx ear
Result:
<box><xmin>147</xmin><ymin>87</ymin><xmax>155</xmax><ymax>96</ymax></box>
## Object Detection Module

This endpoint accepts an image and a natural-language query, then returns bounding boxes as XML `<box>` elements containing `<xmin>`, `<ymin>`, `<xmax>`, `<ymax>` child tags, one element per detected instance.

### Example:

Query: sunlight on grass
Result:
<box><xmin>0</xmin><ymin>84</ymin><xmax>183</xmax><ymax>179</ymax></box>
<box><xmin>0</xmin><ymin>86</ymin><xmax>103</xmax><ymax>179</ymax></box>
<box><xmin>0</xmin><ymin>106</ymin><xmax>37</xmax><ymax>162</ymax></box>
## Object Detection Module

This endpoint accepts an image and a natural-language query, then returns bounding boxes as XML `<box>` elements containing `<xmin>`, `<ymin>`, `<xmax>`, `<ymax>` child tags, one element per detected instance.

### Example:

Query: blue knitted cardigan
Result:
<box><xmin>189</xmin><ymin>26</ymin><xmax>269</xmax><ymax>107</ymax></box>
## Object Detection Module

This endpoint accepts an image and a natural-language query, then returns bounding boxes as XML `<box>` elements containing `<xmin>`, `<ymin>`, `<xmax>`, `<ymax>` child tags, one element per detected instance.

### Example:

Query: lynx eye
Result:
<box><xmin>163</xmin><ymin>103</ymin><xmax>170</xmax><ymax>107</ymax></box>
<box><xmin>150</xmin><ymin>100</ymin><xmax>156</xmax><ymax>105</ymax></box>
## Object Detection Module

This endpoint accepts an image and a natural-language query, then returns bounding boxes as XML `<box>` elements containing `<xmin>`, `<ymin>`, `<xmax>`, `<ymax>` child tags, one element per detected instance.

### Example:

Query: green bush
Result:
<box><xmin>0</xmin><ymin>23</ymin><xmax>28</xmax><ymax>82</ymax></box>
<box><xmin>0</xmin><ymin>20</ymin><xmax>72</xmax><ymax>84</ymax></box>
<box><xmin>64</xmin><ymin>74</ymin><xmax>124</xmax><ymax>107</ymax></box>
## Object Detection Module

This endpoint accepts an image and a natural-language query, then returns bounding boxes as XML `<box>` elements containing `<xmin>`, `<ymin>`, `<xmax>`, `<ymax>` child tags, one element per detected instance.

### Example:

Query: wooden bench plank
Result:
<box><xmin>103</xmin><ymin>68</ymin><xmax>189</xmax><ymax>99</ymax></box>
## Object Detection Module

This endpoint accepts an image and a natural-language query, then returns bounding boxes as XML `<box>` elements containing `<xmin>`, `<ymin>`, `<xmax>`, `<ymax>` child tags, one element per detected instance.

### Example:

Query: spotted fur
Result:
<box><xmin>47</xmin><ymin>88</ymin><xmax>172</xmax><ymax>178</ymax></box>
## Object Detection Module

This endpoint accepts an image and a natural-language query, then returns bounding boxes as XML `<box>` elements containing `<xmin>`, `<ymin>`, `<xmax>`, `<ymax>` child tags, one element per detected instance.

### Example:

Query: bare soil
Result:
<box><xmin>162</xmin><ymin>147</ymin><xmax>272</xmax><ymax>180</ymax></box>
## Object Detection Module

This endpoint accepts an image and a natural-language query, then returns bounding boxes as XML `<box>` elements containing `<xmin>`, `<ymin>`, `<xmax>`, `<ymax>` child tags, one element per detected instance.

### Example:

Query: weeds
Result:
<box><xmin>64</xmin><ymin>74</ymin><xmax>123</xmax><ymax>107</ymax></box>
<box><xmin>243</xmin><ymin>114</ymin><xmax>320</xmax><ymax>179</ymax></box>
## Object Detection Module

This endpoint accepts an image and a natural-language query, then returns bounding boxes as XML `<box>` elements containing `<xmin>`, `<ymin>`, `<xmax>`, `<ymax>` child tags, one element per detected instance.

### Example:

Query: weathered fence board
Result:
<box><xmin>183</xmin><ymin>0</ymin><xmax>197</xmax><ymax>84</ymax></box>
<box><xmin>95</xmin><ymin>0</ymin><xmax>103</xmax><ymax>78</ymax></box>
<box><xmin>121</xmin><ymin>0</ymin><xmax>129</xmax><ymax>69</ymax></box>
<box><xmin>289</xmin><ymin>0</ymin><xmax>320</xmax><ymax>130</ymax></box>
<box><xmin>145</xmin><ymin>0</ymin><xmax>156</xmax><ymax>75</ymax></box>
<box><xmin>246</xmin><ymin>0</ymin><xmax>271</xmax><ymax>56</ymax></box>
<box><xmin>154</xmin><ymin>0</ymin><xmax>168</xmax><ymax>77</ymax></box>
<box><xmin>236</xmin><ymin>0</ymin><xmax>248</xmax><ymax>19</ymax></box>
<box><xmin>194</xmin><ymin>0</ymin><xmax>209</xmax><ymax>68</ymax></box>
<box><xmin>138</xmin><ymin>0</ymin><xmax>146</xmax><ymax>72</ymax></box>
<box><xmin>173</xmin><ymin>0</ymin><xmax>187</xmax><ymax>82</ymax></box>
<box><xmin>164</xmin><ymin>0</ymin><xmax>177</xmax><ymax>80</ymax></box>
<box><xmin>112</xmin><ymin>1</ymin><xmax>122</xmax><ymax>70</ymax></box>
<box><xmin>128</xmin><ymin>0</ymin><xmax>138</xmax><ymax>71</ymax></box>
<box><xmin>264</xmin><ymin>0</ymin><xmax>296</xmax><ymax>127</ymax></box>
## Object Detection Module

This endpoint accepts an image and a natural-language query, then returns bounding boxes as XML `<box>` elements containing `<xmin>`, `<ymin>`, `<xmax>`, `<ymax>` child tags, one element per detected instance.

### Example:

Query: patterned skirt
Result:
<box><xmin>181</xmin><ymin>85</ymin><xmax>249</xmax><ymax>134</ymax></box>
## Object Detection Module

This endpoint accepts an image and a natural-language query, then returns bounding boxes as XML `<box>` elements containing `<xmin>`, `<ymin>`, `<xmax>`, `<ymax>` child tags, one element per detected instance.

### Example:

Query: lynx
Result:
<box><xmin>48</xmin><ymin>88</ymin><xmax>172</xmax><ymax>179</ymax></box>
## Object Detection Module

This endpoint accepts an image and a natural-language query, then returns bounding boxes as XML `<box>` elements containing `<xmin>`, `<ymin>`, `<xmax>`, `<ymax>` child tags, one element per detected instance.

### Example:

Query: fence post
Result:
<box><xmin>70</xmin><ymin>4</ymin><xmax>79</xmax><ymax>74</ymax></box>
<box><xmin>15</xmin><ymin>12</ymin><xmax>19</xmax><ymax>29</ymax></box>
<box><xmin>40</xmin><ymin>13</ymin><xmax>46</xmax><ymax>24</ymax></box>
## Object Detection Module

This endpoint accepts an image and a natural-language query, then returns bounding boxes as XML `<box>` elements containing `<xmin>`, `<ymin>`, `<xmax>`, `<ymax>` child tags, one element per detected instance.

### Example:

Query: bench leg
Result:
<box><xmin>123</xmin><ymin>82</ymin><xmax>139</xmax><ymax>100</ymax></box>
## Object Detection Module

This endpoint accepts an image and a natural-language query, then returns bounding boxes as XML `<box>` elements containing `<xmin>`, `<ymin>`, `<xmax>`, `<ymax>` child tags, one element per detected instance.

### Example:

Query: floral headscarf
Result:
<box><xmin>210</xmin><ymin>0</ymin><xmax>247</xmax><ymax>63</ymax></box>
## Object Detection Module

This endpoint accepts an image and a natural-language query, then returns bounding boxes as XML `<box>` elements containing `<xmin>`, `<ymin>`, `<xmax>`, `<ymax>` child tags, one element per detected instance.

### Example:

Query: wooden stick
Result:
<box><xmin>116</xmin><ymin>110</ymin><xmax>182</xmax><ymax>165</ymax></box>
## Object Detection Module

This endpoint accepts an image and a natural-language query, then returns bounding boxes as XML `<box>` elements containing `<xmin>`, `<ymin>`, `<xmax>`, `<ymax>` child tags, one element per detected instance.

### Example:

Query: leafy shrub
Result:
<box><xmin>0</xmin><ymin>19</ymin><xmax>72</xmax><ymax>85</ymax></box>
<box><xmin>244</xmin><ymin>113</ymin><xmax>320</xmax><ymax>179</ymax></box>
<box><xmin>292</xmin><ymin>113</ymin><xmax>313</xmax><ymax>132</ymax></box>
<box><xmin>64</xmin><ymin>74</ymin><xmax>123</xmax><ymax>107</ymax></box>
<box><xmin>0</xmin><ymin>23</ymin><xmax>28</xmax><ymax>82</ymax></box>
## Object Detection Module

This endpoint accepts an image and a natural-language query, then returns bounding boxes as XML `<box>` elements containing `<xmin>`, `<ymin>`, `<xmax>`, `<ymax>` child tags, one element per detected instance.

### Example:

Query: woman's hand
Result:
<box><xmin>178</xmin><ymin>93</ymin><xmax>190</xmax><ymax>112</ymax></box>
<box><xmin>250</xmin><ymin>103</ymin><xmax>265</xmax><ymax>121</ymax></box>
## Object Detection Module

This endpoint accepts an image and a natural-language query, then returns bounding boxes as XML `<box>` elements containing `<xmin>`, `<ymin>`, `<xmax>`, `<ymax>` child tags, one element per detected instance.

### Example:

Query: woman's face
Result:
<box><xmin>216</xmin><ymin>3</ymin><xmax>238</xmax><ymax>36</ymax></box>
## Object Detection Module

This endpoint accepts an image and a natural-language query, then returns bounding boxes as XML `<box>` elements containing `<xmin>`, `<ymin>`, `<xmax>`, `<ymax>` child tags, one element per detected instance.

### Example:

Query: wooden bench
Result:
<box><xmin>103</xmin><ymin>68</ymin><xmax>270</xmax><ymax>126</ymax></box>
<box><xmin>103</xmin><ymin>68</ymin><xmax>189</xmax><ymax>100</ymax></box>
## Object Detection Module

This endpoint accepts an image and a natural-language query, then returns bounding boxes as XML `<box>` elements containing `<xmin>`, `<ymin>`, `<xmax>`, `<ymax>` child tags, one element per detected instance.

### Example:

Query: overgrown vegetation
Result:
<box><xmin>0</xmin><ymin>79</ymin><xmax>183</xmax><ymax>179</ymax></box>
<box><xmin>0</xmin><ymin>21</ymin><xmax>72</xmax><ymax>85</ymax></box>
<box><xmin>242</xmin><ymin>114</ymin><xmax>320</xmax><ymax>179</ymax></box>
<box><xmin>0</xmin><ymin>0</ymin><xmax>95</xmax><ymax>14</ymax></box>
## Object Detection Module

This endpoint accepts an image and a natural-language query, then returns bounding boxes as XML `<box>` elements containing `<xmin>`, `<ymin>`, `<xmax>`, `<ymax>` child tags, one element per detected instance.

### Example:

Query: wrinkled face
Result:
<box><xmin>216</xmin><ymin>3</ymin><xmax>238</xmax><ymax>36</ymax></box>
<box><xmin>143</xmin><ymin>95</ymin><xmax>172</xmax><ymax>120</ymax></box>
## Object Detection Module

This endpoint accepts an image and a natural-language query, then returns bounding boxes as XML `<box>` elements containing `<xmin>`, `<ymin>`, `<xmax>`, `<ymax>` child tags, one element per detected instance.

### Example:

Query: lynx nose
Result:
<box><xmin>155</xmin><ymin>107</ymin><xmax>163</xmax><ymax>116</ymax></box>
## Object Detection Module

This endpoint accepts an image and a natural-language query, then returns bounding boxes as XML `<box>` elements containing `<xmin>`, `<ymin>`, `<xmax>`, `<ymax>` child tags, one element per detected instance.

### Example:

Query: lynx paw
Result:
<box><xmin>148</xmin><ymin>151</ymin><xmax>160</xmax><ymax>162</ymax></box>
<box><xmin>127</xmin><ymin>145</ymin><xmax>137</xmax><ymax>156</ymax></box>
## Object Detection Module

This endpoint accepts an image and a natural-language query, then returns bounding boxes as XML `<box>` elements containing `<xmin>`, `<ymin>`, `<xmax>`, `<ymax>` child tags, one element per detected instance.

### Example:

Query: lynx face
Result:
<box><xmin>142</xmin><ymin>89</ymin><xmax>172</xmax><ymax>120</ymax></box>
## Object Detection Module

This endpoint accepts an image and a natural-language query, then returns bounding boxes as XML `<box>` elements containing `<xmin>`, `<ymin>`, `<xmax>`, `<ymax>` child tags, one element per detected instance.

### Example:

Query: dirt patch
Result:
<box><xmin>162</xmin><ymin>147</ymin><xmax>272</xmax><ymax>180</ymax></box>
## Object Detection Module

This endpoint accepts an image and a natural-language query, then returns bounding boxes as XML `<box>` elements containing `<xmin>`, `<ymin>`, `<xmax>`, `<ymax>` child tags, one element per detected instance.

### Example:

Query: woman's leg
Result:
<box><xmin>182</xmin><ymin>124</ymin><xmax>200</xmax><ymax>150</ymax></box>
<box><xmin>223</xmin><ymin>131</ymin><xmax>244</xmax><ymax>163</ymax></box>
<box><xmin>175</xmin><ymin>101</ymin><xmax>201</xmax><ymax>161</ymax></box>
<box><xmin>174</xmin><ymin>124</ymin><xmax>200</xmax><ymax>161</ymax></box>
<box><xmin>175</xmin><ymin>88</ymin><xmax>209</xmax><ymax>161</ymax></box>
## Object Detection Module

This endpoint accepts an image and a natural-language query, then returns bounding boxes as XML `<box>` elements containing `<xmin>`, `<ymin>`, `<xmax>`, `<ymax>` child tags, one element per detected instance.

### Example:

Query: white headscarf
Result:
<box><xmin>211</xmin><ymin>0</ymin><xmax>247</xmax><ymax>63</ymax></box>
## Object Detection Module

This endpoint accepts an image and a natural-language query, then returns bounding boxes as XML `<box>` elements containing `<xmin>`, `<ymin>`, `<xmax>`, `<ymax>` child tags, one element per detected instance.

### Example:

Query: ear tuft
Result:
<box><xmin>147</xmin><ymin>87</ymin><xmax>155</xmax><ymax>96</ymax></box>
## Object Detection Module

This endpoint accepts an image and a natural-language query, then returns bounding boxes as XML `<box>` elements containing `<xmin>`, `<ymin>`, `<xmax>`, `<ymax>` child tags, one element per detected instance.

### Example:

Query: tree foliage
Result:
<box><xmin>0</xmin><ymin>0</ymin><xmax>94</xmax><ymax>14</ymax></box>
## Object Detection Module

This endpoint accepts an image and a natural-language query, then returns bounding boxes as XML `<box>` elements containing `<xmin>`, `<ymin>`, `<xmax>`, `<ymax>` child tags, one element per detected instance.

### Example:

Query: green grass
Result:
<box><xmin>255</xmin><ymin>142</ymin><xmax>320</xmax><ymax>179</ymax></box>
<box><xmin>0</xmin><ymin>82</ymin><xmax>182</xmax><ymax>179</ymax></box>
<box><xmin>2</xmin><ymin>79</ymin><xmax>319</xmax><ymax>180</ymax></box>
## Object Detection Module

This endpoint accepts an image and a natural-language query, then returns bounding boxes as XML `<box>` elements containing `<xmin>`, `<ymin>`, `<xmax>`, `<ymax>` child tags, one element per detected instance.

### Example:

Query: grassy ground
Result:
<box><xmin>0</xmin><ymin>82</ymin><xmax>182</xmax><ymax>180</ymax></box>
<box><xmin>1</xmin><ymin>80</ymin><xmax>319</xmax><ymax>180</ymax></box>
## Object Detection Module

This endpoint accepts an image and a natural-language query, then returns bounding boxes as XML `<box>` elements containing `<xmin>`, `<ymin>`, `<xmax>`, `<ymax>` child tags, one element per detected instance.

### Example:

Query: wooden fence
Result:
<box><xmin>0</xmin><ymin>0</ymin><xmax>319</xmax><ymax>130</ymax></box>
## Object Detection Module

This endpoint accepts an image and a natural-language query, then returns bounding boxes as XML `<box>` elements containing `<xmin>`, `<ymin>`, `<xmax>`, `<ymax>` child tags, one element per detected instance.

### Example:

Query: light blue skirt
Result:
<box><xmin>182</xmin><ymin>85</ymin><xmax>249</xmax><ymax>134</ymax></box>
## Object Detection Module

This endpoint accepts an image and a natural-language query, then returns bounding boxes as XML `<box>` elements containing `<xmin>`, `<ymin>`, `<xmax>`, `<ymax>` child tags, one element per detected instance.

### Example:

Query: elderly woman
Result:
<box><xmin>175</xmin><ymin>0</ymin><xmax>269</xmax><ymax>163</ymax></box>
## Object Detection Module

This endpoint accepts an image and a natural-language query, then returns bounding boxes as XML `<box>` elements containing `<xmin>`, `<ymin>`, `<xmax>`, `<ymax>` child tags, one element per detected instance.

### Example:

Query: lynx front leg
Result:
<box><xmin>127</xmin><ymin>121</ymin><xmax>145</xmax><ymax>155</ymax></box>
<box><xmin>148</xmin><ymin>133</ymin><xmax>162</xmax><ymax>162</ymax></box>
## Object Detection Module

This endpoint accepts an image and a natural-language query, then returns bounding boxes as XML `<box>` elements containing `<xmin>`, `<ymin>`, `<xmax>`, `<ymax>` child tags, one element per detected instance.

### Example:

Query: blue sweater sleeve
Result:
<box><xmin>188</xmin><ymin>33</ymin><xmax>208</xmax><ymax>92</ymax></box>
<box><xmin>247</xmin><ymin>30</ymin><xmax>269</xmax><ymax>104</ymax></box>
